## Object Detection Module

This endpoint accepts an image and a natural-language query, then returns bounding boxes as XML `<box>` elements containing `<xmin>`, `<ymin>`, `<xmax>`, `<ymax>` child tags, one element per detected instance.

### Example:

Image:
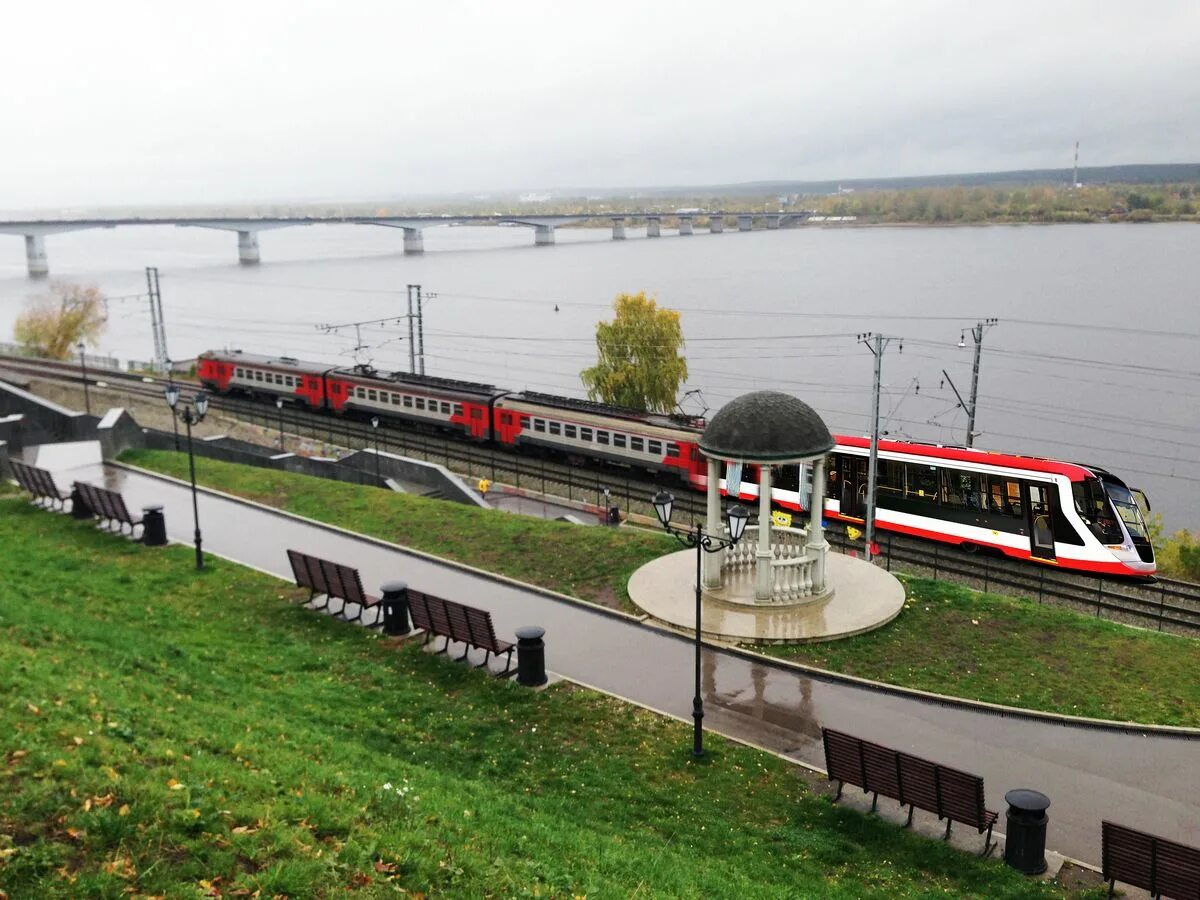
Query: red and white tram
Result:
<box><xmin>198</xmin><ymin>349</ymin><xmax>1155</xmax><ymax>577</ymax></box>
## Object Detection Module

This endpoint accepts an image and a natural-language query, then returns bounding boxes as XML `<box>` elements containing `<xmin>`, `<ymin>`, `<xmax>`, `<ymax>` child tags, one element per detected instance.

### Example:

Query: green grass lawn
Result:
<box><xmin>0</xmin><ymin>498</ymin><xmax>1098</xmax><ymax>899</ymax></box>
<box><xmin>766</xmin><ymin>577</ymin><xmax>1200</xmax><ymax>727</ymax></box>
<box><xmin>118</xmin><ymin>449</ymin><xmax>1200</xmax><ymax>728</ymax></box>
<box><xmin>120</xmin><ymin>448</ymin><xmax>671</xmax><ymax>609</ymax></box>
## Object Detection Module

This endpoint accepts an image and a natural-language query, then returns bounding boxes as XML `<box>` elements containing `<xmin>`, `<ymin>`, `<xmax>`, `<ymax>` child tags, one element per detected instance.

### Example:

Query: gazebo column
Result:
<box><xmin>755</xmin><ymin>465</ymin><xmax>774</xmax><ymax>602</ymax></box>
<box><xmin>703</xmin><ymin>456</ymin><xmax>723</xmax><ymax>588</ymax></box>
<box><xmin>806</xmin><ymin>457</ymin><xmax>829</xmax><ymax>592</ymax></box>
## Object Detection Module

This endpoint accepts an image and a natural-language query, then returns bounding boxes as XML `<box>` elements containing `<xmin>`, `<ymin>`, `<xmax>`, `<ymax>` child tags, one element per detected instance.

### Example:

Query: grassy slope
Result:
<box><xmin>119</xmin><ymin>449</ymin><xmax>1200</xmax><ymax>727</ymax></box>
<box><xmin>771</xmin><ymin>577</ymin><xmax>1200</xmax><ymax>727</ymax></box>
<box><xmin>120</xmin><ymin>448</ymin><xmax>670</xmax><ymax>608</ymax></box>
<box><xmin>0</xmin><ymin>499</ymin><xmax>1093</xmax><ymax>899</ymax></box>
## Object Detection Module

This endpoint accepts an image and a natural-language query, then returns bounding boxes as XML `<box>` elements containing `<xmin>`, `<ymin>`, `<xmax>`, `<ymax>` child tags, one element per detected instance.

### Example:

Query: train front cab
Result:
<box><xmin>821</xmin><ymin>451</ymin><xmax>1155</xmax><ymax>577</ymax></box>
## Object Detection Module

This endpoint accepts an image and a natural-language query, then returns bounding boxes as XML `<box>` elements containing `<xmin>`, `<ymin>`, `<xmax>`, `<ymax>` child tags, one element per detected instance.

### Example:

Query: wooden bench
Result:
<box><xmin>73</xmin><ymin>481</ymin><xmax>144</xmax><ymax>536</ymax></box>
<box><xmin>10</xmin><ymin>460</ymin><xmax>69</xmax><ymax>510</ymax></box>
<box><xmin>822</xmin><ymin>727</ymin><xmax>998</xmax><ymax>855</ymax></box>
<box><xmin>1102</xmin><ymin>820</ymin><xmax>1200</xmax><ymax>899</ymax></box>
<box><xmin>408</xmin><ymin>589</ymin><xmax>515</xmax><ymax>677</ymax></box>
<box><xmin>286</xmin><ymin>549</ymin><xmax>383</xmax><ymax>626</ymax></box>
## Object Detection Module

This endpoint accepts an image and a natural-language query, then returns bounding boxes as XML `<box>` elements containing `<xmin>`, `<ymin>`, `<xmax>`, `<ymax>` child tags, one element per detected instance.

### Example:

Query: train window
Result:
<box><xmin>613</xmin><ymin>434</ymin><xmax>627</xmax><ymax>448</ymax></box>
<box><xmin>235</xmin><ymin>367</ymin><xmax>244</xmax><ymax>378</ymax></box>
<box><xmin>254</xmin><ymin>371</ymin><xmax>263</xmax><ymax>382</ymax></box>
<box><xmin>564</xmin><ymin>425</ymin><xmax>576</xmax><ymax>439</ymax></box>
<box><xmin>580</xmin><ymin>427</ymin><xmax>593</xmax><ymax>441</ymax></box>
<box><xmin>275</xmin><ymin>374</ymin><xmax>283</xmax><ymax>385</ymax></box>
<box><xmin>368</xmin><ymin>390</ymin><xmax>377</xmax><ymax>401</ymax></box>
<box><xmin>647</xmin><ymin>440</ymin><xmax>662</xmax><ymax>455</ymax></box>
<box><xmin>454</xmin><ymin>404</ymin><xmax>464</xmax><ymax>416</ymax></box>
<box><xmin>415</xmin><ymin>398</ymin><xmax>425</xmax><ymax>410</ymax></box>
<box><xmin>904</xmin><ymin>464</ymin><xmax>939</xmax><ymax>503</ymax></box>
<box><xmin>390</xmin><ymin>394</ymin><xmax>400</xmax><ymax>405</ymax></box>
<box><xmin>549</xmin><ymin>422</ymin><xmax>561</xmax><ymax>436</ymax></box>
<box><xmin>403</xmin><ymin>396</ymin><xmax>413</xmax><ymax>408</ymax></box>
<box><xmin>441</xmin><ymin>402</ymin><xmax>451</xmax><ymax>414</ymax></box>
<box><xmin>666</xmin><ymin>443</ymin><xmax>680</xmax><ymax>458</ymax></box>
<box><xmin>533</xmin><ymin>419</ymin><xmax>545</xmax><ymax>433</ymax></box>
<box><xmin>630</xmin><ymin>437</ymin><xmax>644</xmax><ymax>452</ymax></box>
<box><xmin>596</xmin><ymin>431</ymin><xmax>609</xmax><ymax>445</ymax></box>
<box><xmin>520</xmin><ymin>415</ymin><xmax>530</xmax><ymax>426</ymax></box>
<box><xmin>940</xmin><ymin>470</ymin><xmax>983</xmax><ymax>510</ymax></box>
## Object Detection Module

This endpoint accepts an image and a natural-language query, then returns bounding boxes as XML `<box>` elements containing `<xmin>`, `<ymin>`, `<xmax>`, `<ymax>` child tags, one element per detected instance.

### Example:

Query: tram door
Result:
<box><xmin>841</xmin><ymin>457</ymin><xmax>870</xmax><ymax>519</ymax></box>
<box><xmin>1025</xmin><ymin>482</ymin><xmax>1057</xmax><ymax>561</ymax></box>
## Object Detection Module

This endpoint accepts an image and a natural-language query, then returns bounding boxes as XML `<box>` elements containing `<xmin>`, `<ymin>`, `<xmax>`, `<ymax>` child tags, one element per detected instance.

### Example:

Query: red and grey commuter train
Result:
<box><xmin>198</xmin><ymin>350</ymin><xmax>1156</xmax><ymax>577</ymax></box>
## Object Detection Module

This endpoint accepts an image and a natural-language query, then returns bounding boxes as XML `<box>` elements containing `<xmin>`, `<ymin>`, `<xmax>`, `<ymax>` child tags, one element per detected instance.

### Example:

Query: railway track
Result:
<box><xmin>4</xmin><ymin>353</ymin><xmax>1198</xmax><ymax>632</ymax></box>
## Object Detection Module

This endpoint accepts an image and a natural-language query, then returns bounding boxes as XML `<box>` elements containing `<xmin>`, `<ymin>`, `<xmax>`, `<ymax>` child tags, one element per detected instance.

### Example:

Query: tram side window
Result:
<box><xmin>874</xmin><ymin>461</ymin><xmax>904</xmax><ymax>507</ymax></box>
<box><xmin>904</xmin><ymin>464</ymin><xmax>939</xmax><ymax>504</ymax></box>
<box><xmin>940</xmin><ymin>470</ymin><xmax>984</xmax><ymax>510</ymax></box>
<box><xmin>985</xmin><ymin>477</ymin><xmax>1022</xmax><ymax>517</ymax></box>
<box><xmin>773</xmin><ymin>464</ymin><xmax>800</xmax><ymax>493</ymax></box>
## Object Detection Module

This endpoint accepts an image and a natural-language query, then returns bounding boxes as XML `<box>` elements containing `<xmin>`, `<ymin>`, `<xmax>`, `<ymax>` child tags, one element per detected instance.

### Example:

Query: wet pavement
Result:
<box><xmin>23</xmin><ymin>445</ymin><xmax>1200</xmax><ymax>869</ymax></box>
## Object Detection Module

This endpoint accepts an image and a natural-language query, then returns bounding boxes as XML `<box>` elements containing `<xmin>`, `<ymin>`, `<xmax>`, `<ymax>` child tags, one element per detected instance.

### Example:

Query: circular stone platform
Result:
<box><xmin>628</xmin><ymin>552</ymin><xmax>905</xmax><ymax>644</ymax></box>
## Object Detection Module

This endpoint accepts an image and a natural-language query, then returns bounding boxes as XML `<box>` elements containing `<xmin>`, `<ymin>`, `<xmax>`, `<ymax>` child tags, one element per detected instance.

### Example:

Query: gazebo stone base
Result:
<box><xmin>628</xmin><ymin>550</ymin><xmax>904</xmax><ymax>644</ymax></box>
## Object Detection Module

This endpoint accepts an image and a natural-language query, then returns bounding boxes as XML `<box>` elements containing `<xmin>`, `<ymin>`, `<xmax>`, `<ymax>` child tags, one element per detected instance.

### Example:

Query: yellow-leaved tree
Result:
<box><xmin>13</xmin><ymin>282</ymin><xmax>107</xmax><ymax>360</ymax></box>
<box><xmin>580</xmin><ymin>292</ymin><xmax>687</xmax><ymax>413</ymax></box>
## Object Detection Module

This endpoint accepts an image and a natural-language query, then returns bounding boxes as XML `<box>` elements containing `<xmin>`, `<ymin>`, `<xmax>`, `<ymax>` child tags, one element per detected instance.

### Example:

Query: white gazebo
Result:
<box><xmin>699</xmin><ymin>390</ymin><xmax>834</xmax><ymax>603</ymax></box>
<box><xmin>628</xmin><ymin>390</ymin><xmax>905</xmax><ymax>643</ymax></box>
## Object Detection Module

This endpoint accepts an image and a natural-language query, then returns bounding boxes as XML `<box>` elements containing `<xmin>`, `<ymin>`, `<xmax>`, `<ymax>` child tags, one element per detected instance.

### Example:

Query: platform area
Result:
<box><xmin>628</xmin><ymin>550</ymin><xmax>906</xmax><ymax>644</ymax></box>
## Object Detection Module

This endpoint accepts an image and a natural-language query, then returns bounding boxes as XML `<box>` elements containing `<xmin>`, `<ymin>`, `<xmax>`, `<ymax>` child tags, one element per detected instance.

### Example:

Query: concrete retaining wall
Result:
<box><xmin>338</xmin><ymin>449</ymin><xmax>486</xmax><ymax>507</ymax></box>
<box><xmin>0</xmin><ymin>380</ymin><xmax>96</xmax><ymax>447</ymax></box>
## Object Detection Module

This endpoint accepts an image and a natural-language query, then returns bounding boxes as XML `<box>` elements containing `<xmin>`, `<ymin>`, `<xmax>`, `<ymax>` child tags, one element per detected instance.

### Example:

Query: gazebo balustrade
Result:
<box><xmin>721</xmin><ymin>524</ymin><xmax>821</xmax><ymax>601</ymax></box>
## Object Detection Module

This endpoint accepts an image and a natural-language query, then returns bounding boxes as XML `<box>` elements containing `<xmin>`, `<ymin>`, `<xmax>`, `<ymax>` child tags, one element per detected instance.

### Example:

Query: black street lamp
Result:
<box><xmin>165</xmin><ymin>385</ymin><xmax>210</xmax><ymax>570</ymax></box>
<box><xmin>276</xmin><ymin>397</ymin><xmax>285</xmax><ymax>451</ymax></box>
<box><xmin>370</xmin><ymin>416</ymin><xmax>381</xmax><ymax>480</ymax></box>
<box><xmin>165</xmin><ymin>361</ymin><xmax>180</xmax><ymax>451</ymax></box>
<box><xmin>77</xmin><ymin>343</ymin><xmax>91</xmax><ymax>416</ymax></box>
<box><xmin>652</xmin><ymin>490</ymin><xmax>749</xmax><ymax>758</ymax></box>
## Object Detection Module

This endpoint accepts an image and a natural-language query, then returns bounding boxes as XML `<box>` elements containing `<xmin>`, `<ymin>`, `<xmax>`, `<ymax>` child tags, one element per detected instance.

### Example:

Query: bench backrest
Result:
<box><xmin>408</xmin><ymin>590</ymin><xmax>433</xmax><ymax>632</ymax></box>
<box><xmin>321</xmin><ymin>559</ymin><xmax>348</xmax><ymax>601</ymax></box>
<box><xmin>896</xmin><ymin>753</ymin><xmax>940</xmax><ymax>818</ymax></box>
<box><xmin>427</xmin><ymin>594</ymin><xmax>452</xmax><ymax>639</ymax></box>
<box><xmin>287</xmin><ymin>549</ymin><xmax>317</xmax><ymax>592</ymax></box>
<box><xmin>822</xmin><ymin>728</ymin><xmax>867</xmax><ymax>790</ymax></box>
<box><xmin>74</xmin><ymin>482</ymin><xmax>100</xmax><ymax>516</ymax></box>
<box><xmin>10</xmin><ymin>460</ymin><xmax>36</xmax><ymax>493</ymax></box>
<box><xmin>464</xmin><ymin>606</ymin><xmax>502</xmax><ymax>652</ymax></box>
<box><xmin>35</xmin><ymin>468</ymin><xmax>60</xmax><ymax>500</ymax></box>
<box><xmin>1103</xmin><ymin>820</ymin><xmax>1200</xmax><ymax>898</ymax></box>
<box><xmin>444</xmin><ymin>599</ymin><xmax>473</xmax><ymax>645</ymax></box>
<box><xmin>935</xmin><ymin>765</ymin><xmax>989</xmax><ymax>830</ymax></box>
<box><xmin>337</xmin><ymin>563</ymin><xmax>367</xmax><ymax>605</ymax></box>
<box><xmin>105</xmin><ymin>489</ymin><xmax>134</xmax><ymax>524</ymax></box>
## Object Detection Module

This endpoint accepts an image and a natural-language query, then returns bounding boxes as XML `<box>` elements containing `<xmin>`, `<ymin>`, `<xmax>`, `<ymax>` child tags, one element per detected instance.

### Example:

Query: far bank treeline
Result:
<box><xmin>808</xmin><ymin>182</ymin><xmax>1200</xmax><ymax>224</ymax></box>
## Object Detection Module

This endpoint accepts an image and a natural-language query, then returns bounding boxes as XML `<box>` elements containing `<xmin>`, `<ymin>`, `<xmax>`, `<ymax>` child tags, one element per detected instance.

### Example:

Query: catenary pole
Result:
<box><xmin>859</xmin><ymin>332</ymin><xmax>899</xmax><ymax>563</ymax></box>
<box><xmin>965</xmin><ymin>318</ymin><xmax>997</xmax><ymax>448</ymax></box>
<box><xmin>416</xmin><ymin>284</ymin><xmax>426</xmax><ymax>375</ymax></box>
<box><xmin>406</xmin><ymin>284</ymin><xmax>417</xmax><ymax>374</ymax></box>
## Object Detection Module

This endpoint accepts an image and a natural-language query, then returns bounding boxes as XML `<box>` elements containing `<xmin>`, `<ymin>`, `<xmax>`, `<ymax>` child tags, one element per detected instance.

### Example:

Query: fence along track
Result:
<box><xmin>5</xmin><ymin>354</ymin><xmax>1199</xmax><ymax>632</ymax></box>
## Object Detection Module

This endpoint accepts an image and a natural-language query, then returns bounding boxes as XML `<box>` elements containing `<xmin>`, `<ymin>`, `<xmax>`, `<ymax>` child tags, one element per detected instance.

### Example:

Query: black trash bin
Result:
<box><xmin>515</xmin><ymin>626</ymin><xmax>547</xmax><ymax>687</ymax></box>
<box><xmin>607</xmin><ymin>505</ymin><xmax>620</xmax><ymax>525</ymax></box>
<box><xmin>381</xmin><ymin>581</ymin><xmax>411</xmax><ymax>636</ymax></box>
<box><xmin>141</xmin><ymin>505</ymin><xmax>167</xmax><ymax>546</ymax></box>
<box><xmin>1003</xmin><ymin>789</ymin><xmax>1050</xmax><ymax>875</ymax></box>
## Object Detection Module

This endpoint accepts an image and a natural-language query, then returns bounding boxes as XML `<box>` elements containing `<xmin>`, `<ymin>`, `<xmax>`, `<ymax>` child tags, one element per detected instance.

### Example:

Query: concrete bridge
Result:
<box><xmin>0</xmin><ymin>210</ymin><xmax>812</xmax><ymax>277</ymax></box>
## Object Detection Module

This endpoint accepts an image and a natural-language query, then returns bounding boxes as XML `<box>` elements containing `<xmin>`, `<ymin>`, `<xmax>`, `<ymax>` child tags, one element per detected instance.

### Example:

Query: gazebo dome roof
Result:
<box><xmin>699</xmin><ymin>391</ymin><xmax>834</xmax><ymax>463</ymax></box>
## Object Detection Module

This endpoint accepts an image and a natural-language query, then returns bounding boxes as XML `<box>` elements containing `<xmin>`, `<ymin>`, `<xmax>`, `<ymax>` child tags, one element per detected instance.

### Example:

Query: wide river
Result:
<box><xmin>1</xmin><ymin>221</ymin><xmax>1196</xmax><ymax>529</ymax></box>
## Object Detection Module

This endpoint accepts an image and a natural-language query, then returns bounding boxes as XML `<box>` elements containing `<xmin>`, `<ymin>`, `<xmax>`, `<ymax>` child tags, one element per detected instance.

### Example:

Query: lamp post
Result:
<box><xmin>276</xmin><ymin>397</ymin><xmax>285</xmax><ymax>451</ymax></box>
<box><xmin>165</xmin><ymin>385</ymin><xmax>209</xmax><ymax>570</ymax></box>
<box><xmin>166</xmin><ymin>361</ymin><xmax>180</xmax><ymax>451</ymax></box>
<box><xmin>77</xmin><ymin>343</ymin><xmax>91</xmax><ymax>416</ymax></box>
<box><xmin>370</xmin><ymin>416</ymin><xmax>381</xmax><ymax>480</ymax></box>
<box><xmin>652</xmin><ymin>490</ymin><xmax>749</xmax><ymax>758</ymax></box>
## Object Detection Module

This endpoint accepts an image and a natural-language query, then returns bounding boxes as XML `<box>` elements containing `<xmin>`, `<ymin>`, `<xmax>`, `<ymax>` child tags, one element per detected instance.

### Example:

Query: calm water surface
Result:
<box><xmin>1</xmin><ymin>222</ymin><xmax>1196</xmax><ymax>529</ymax></box>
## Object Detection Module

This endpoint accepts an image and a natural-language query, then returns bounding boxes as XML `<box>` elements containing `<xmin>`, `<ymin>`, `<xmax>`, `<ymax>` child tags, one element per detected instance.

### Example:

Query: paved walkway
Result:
<box><xmin>29</xmin><ymin>446</ymin><xmax>1200</xmax><ymax>869</ymax></box>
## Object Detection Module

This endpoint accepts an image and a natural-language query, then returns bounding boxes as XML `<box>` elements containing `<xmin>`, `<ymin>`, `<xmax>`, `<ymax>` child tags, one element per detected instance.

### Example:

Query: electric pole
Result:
<box><xmin>858</xmin><ymin>332</ymin><xmax>900</xmax><ymax>563</ymax></box>
<box><xmin>416</xmin><ymin>284</ymin><xmax>426</xmax><ymax>375</ymax></box>
<box><xmin>406</xmin><ymin>284</ymin><xmax>417</xmax><ymax>374</ymax></box>
<box><xmin>146</xmin><ymin>266</ymin><xmax>169</xmax><ymax>375</ymax></box>
<box><xmin>942</xmin><ymin>318</ymin><xmax>998</xmax><ymax>448</ymax></box>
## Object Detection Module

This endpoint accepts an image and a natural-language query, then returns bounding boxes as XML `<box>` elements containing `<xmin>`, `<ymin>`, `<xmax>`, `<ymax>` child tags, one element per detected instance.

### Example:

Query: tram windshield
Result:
<box><xmin>1072</xmin><ymin>479</ymin><xmax>1124</xmax><ymax>544</ymax></box>
<box><xmin>1103</xmin><ymin>482</ymin><xmax>1150</xmax><ymax>542</ymax></box>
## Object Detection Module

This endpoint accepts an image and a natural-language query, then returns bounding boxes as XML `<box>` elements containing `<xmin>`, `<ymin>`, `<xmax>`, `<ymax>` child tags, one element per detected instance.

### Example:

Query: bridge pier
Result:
<box><xmin>709</xmin><ymin>216</ymin><xmax>725</xmax><ymax>233</ymax></box>
<box><xmin>646</xmin><ymin>218</ymin><xmax>661</xmax><ymax>237</ymax></box>
<box><xmin>678</xmin><ymin>217</ymin><xmax>694</xmax><ymax>236</ymax></box>
<box><xmin>403</xmin><ymin>227</ymin><xmax>424</xmax><ymax>253</ymax></box>
<box><xmin>611</xmin><ymin>218</ymin><xmax>626</xmax><ymax>240</ymax></box>
<box><xmin>238</xmin><ymin>230</ymin><xmax>260</xmax><ymax>264</ymax></box>
<box><xmin>24</xmin><ymin>234</ymin><xmax>48</xmax><ymax>277</ymax></box>
<box><xmin>766</xmin><ymin>216</ymin><xmax>780</xmax><ymax>230</ymax></box>
<box><xmin>535</xmin><ymin>224</ymin><xmax>555</xmax><ymax>246</ymax></box>
<box><xmin>738</xmin><ymin>215</ymin><xmax>753</xmax><ymax>232</ymax></box>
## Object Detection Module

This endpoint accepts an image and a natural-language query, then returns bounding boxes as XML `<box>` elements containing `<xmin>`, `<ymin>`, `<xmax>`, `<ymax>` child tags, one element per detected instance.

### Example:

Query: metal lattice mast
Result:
<box><xmin>146</xmin><ymin>266</ymin><xmax>169</xmax><ymax>374</ymax></box>
<box><xmin>858</xmin><ymin>332</ymin><xmax>899</xmax><ymax>562</ymax></box>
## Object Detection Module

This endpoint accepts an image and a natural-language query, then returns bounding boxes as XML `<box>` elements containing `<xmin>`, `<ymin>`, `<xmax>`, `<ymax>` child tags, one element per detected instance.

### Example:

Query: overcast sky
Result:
<box><xmin>3</xmin><ymin>0</ymin><xmax>1198</xmax><ymax>207</ymax></box>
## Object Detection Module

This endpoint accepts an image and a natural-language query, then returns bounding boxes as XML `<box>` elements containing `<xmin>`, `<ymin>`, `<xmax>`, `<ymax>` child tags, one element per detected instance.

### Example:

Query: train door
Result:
<box><xmin>1025</xmin><ymin>482</ymin><xmax>1056</xmax><ymax>561</ymax></box>
<box><xmin>841</xmin><ymin>457</ymin><xmax>870</xmax><ymax>519</ymax></box>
